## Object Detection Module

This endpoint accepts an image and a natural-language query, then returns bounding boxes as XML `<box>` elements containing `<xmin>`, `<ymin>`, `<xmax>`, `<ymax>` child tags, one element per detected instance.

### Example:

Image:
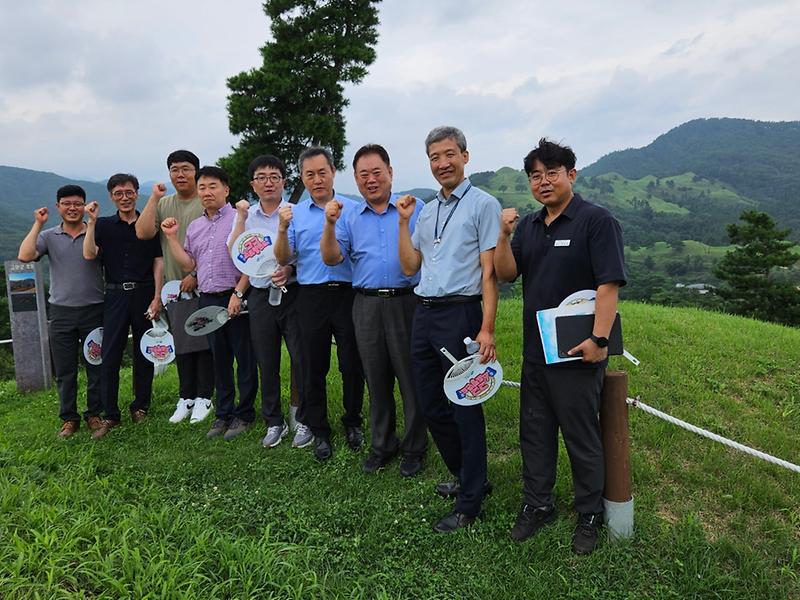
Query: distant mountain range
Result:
<box><xmin>2</xmin><ymin>118</ymin><xmax>799</xmax><ymax>300</ymax></box>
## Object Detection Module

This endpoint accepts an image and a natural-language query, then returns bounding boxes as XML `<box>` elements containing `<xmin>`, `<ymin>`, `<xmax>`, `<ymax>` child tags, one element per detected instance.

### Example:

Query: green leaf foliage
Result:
<box><xmin>714</xmin><ymin>210</ymin><xmax>800</xmax><ymax>325</ymax></box>
<box><xmin>220</xmin><ymin>0</ymin><xmax>381</xmax><ymax>201</ymax></box>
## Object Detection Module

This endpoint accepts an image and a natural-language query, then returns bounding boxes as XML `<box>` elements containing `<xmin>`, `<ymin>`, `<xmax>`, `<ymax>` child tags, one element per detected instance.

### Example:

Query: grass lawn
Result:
<box><xmin>1</xmin><ymin>300</ymin><xmax>799</xmax><ymax>599</ymax></box>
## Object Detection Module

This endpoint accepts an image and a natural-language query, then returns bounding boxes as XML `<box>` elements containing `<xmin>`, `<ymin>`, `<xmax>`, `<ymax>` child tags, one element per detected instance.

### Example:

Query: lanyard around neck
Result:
<box><xmin>434</xmin><ymin>183</ymin><xmax>472</xmax><ymax>244</ymax></box>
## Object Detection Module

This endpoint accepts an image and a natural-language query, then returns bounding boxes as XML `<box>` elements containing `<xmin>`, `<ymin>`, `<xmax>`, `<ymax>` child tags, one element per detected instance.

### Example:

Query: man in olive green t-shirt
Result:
<box><xmin>136</xmin><ymin>150</ymin><xmax>214</xmax><ymax>423</ymax></box>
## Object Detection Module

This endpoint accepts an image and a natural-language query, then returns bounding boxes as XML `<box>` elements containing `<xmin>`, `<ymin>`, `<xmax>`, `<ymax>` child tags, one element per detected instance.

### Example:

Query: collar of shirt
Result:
<box><xmin>254</xmin><ymin>199</ymin><xmax>285</xmax><ymax>218</ymax></box>
<box><xmin>436</xmin><ymin>178</ymin><xmax>471</xmax><ymax>206</ymax></box>
<box><xmin>112</xmin><ymin>210</ymin><xmax>140</xmax><ymax>224</ymax></box>
<box><xmin>55</xmin><ymin>223</ymin><xmax>87</xmax><ymax>236</ymax></box>
<box><xmin>358</xmin><ymin>193</ymin><xmax>396</xmax><ymax>215</ymax></box>
<box><xmin>532</xmin><ymin>193</ymin><xmax>583</xmax><ymax>224</ymax></box>
<box><xmin>203</xmin><ymin>202</ymin><xmax>231</xmax><ymax>221</ymax></box>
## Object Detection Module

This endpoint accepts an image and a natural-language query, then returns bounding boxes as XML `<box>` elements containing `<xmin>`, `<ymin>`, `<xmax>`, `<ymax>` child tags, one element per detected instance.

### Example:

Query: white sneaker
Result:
<box><xmin>289</xmin><ymin>405</ymin><xmax>299</xmax><ymax>432</ymax></box>
<box><xmin>190</xmin><ymin>398</ymin><xmax>213</xmax><ymax>423</ymax></box>
<box><xmin>169</xmin><ymin>398</ymin><xmax>194</xmax><ymax>424</ymax></box>
<box><xmin>262</xmin><ymin>423</ymin><xmax>289</xmax><ymax>448</ymax></box>
<box><xmin>292</xmin><ymin>422</ymin><xmax>313</xmax><ymax>448</ymax></box>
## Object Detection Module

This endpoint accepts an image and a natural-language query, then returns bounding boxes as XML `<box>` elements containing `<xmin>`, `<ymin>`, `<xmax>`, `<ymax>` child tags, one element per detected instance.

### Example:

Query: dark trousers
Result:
<box><xmin>296</xmin><ymin>285</ymin><xmax>364</xmax><ymax>439</ymax></box>
<box><xmin>411</xmin><ymin>300</ymin><xmax>487</xmax><ymax>517</ymax></box>
<box><xmin>520</xmin><ymin>360</ymin><xmax>605</xmax><ymax>515</ymax></box>
<box><xmin>175</xmin><ymin>350</ymin><xmax>215</xmax><ymax>399</ymax></box>
<box><xmin>48</xmin><ymin>302</ymin><xmax>103</xmax><ymax>422</ymax></box>
<box><xmin>353</xmin><ymin>293</ymin><xmax>427</xmax><ymax>459</ymax></box>
<box><xmin>101</xmin><ymin>287</ymin><xmax>155</xmax><ymax>420</ymax></box>
<box><xmin>248</xmin><ymin>286</ymin><xmax>306</xmax><ymax>427</ymax></box>
<box><xmin>199</xmin><ymin>294</ymin><xmax>258</xmax><ymax>423</ymax></box>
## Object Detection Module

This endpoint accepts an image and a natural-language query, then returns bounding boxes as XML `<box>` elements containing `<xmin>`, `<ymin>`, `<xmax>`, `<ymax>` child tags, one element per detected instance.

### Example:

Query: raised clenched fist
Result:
<box><xmin>396</xmin><ymin>195</ymin><xmax>416</xmax><ymax>222</ymax></box>
<box><xmin>34</xmin><ymin>207</ymin><xmax>49</xmax><ymax>225</ymax></box>
<box><xmin>160</xmin><ymin>217</ymin><xmax>179</xmax><ymax>237</ymax></box>
<box><xmin>235</xmin><ymin>199</ymin><xmax>250</xmax><ymax>216</ymax></box>
<box><xmin>152</xmin><ymin>183</ymin><xmax>167</xmax><ymax>201</ymax></box>
<box><xmin>84</xmin><ymin>201</ymin><xmax>100</xmax><ymax>222</ymax></box>
<box><xmin>278</xmin><ymin>205</ymin><xmax>293</xmax><ymax>231</ymax></box>
<box><xmin>325</xmin><ymin>199</ymin><xmax>343</xmax><ymax>224</ymax></box>
<box><xmin>500</xmin><ymin>208</ymin><xmax>520</xmax><ymax>236</ymax></box>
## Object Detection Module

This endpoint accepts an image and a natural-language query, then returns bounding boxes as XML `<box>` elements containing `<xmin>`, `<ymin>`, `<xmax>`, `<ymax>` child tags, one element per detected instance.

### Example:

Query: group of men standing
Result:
<box><xmin>20</xmin><ymin>126</ymin><xmax>625</xmax><ymax>554</ymax></box>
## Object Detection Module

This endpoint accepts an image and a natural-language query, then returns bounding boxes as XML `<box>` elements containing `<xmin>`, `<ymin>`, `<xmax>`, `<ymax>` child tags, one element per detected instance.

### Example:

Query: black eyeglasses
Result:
<box><xmin>252</xmin><ymin>174</ymin><xmax>283</xmax><ymax>184</ymax></box>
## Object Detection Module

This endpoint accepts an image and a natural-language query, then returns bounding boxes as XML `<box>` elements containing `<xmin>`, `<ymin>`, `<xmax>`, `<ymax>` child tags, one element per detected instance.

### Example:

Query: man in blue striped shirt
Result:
<box><xmin>320</xmin><ymin>144</ymin><xmax>428</xmax><ymax>476</ymax></box>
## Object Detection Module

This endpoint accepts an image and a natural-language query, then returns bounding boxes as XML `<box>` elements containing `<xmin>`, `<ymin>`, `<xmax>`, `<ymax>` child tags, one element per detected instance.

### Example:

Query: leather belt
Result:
<box><xmin>304</xmin><ymin>281</ymin><xmax>352</xmax><ymax>289</ymax></box>
<box><xmin>417</xmin><ymin>294</ymin><xmax>482</xmax><ymax>308</ymax></box>
<box><xmin>200</xmin><ymin>289</ymin><xmax>235</xmax><ymax>297</ymax></box>
<box><xmin>355</xmin><ymin>287</ymin><xmax>414</xmax><ymax>298</ymax></box>
<box><xmin>106</xmin><ymin>281</ymin><xmax>153</xmax><ymax>291</ymax></box>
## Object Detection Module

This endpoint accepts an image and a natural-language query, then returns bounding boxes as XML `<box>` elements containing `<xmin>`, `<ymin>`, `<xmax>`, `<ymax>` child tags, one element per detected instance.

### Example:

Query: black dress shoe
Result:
<box><xmin>313</xmin><ymin>437</ymin><xmax>333</xmax><ymax>461</ymax></box>
<box><xmin>435</xmin><ymin>479</ymin><xmax>493</xmax><ymax>499</ymax></box>
<box><xmin>345</xmin><ymin>426</ymin><xmax>364</xmax><ymax>451</ymax></box>
<box><xmin>362</xmin><ymin>451</ymin><xmax>395</xmax><ymax>474</ymax></box>
<box><xmin>433</xmin><ymin>511</ymin><xmax>478</xmax><ymax>533</ymax></box>
<box><xmin>399</xmin><ymin>455</ymin><xmax>423</xmax><ymax>477</ymax></box>
<box><xmin>510</xmin><ymin>504</ymin><xmax>557</xmax><ymax>541</ymax></box>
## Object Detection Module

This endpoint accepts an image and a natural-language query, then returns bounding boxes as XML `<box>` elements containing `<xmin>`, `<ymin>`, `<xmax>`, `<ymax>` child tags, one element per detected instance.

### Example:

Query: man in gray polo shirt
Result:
<box><xmin>18</xmin><ymin>184</ymin><xmax>105</xmax><ymax>438</ymax></box>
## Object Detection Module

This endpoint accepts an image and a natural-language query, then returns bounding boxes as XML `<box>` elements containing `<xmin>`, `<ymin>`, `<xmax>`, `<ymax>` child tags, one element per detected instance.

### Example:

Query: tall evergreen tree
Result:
<box><xmin>219</xmin><ymin>0</ymin><xmax>381</xmax><ymax>202</ymax></box>
<box><xmin>714</xmin><ymin>210</ymin><xmax>800</xmax><ymax>325</ymax></box>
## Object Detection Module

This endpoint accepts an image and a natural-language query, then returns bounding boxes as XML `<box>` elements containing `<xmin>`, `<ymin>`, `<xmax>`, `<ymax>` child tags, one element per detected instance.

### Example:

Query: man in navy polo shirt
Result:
<box><xmin>494</xmin><ymin>138</ymin><xmax>626</xmax><ymax>555</ymax></box>
<box><xmin>83</xmin><ymin>173</ymin><xmax>164</xmax><ymax>440</ymax></box>
<box><xmin>274</xmin><ymin>146</ymin><xmax>365</xmax><ymax>462</ymax></box>
<box><xmin>398</xmin><ymin>126</ymin><xmax>501</xmax><ymax>533</ymax></box>
<box><xmin>320</xmin><ymin>144</ymin><xmax>428</xmax><ymax>476</ymax></box>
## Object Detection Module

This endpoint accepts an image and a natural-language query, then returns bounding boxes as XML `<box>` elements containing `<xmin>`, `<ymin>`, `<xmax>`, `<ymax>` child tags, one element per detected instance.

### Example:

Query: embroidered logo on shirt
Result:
<box><xmin>554</xmin><ymin>239</ymin><xmax>571</xmax><ymax>247</ymax></box>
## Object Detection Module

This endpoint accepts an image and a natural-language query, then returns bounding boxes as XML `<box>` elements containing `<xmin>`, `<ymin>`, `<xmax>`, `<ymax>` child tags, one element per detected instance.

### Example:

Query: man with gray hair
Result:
<box><xmin>398</xmin><ymin>126</ymin><xmax>501</xmax><ymax>532</ymax></box>
<box><xmin>274</xmin><ymin>147</ymin><xmax>365</xmax><ymax>462</ymax></box>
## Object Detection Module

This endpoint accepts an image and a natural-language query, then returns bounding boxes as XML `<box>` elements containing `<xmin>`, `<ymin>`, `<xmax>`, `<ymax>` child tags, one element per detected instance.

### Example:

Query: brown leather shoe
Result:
<box><xmin>130</xmin><ymin>409</ymin><xmax>148</xmax><ymax>424</ymax></box>
<box><xmin>58</xmin><ymin>420</ymin><xmax>79</xmax><ymax>438</ymax></box>
<box><xmin>86</xmin><ymin>416</ymin><xmax>103</xmax><ymax>431</ymax></box>
<box><xmin>91</xmin><ymin>419</ymin><xmax>121</xmax><ymax>440</ymax></box>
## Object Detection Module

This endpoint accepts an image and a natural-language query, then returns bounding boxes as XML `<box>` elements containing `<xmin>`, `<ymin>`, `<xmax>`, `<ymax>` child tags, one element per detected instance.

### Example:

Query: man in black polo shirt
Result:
<box><xmin>83</xmin><ymin>173</ymin><xmax>164</xmax><ymax>439</ymax></box>
<box><xmin>494</xmin><ymin>138</ymin><xmax>626</xmax><ymax>555</ymax></box>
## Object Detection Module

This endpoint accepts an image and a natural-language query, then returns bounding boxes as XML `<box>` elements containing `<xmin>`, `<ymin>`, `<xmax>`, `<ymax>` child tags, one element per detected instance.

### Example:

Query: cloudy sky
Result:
<box><xmin>1</xmin><ymin>0</ymin><xmax>798</xmax><ymax>193</ymax></box>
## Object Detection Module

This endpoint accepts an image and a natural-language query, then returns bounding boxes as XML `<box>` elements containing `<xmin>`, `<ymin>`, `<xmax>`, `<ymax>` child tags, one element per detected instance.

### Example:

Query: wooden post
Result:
<box><xmin>600</xmin><ymin>369</ymin><xmax>634</xmax><ymax>539</ymax></box>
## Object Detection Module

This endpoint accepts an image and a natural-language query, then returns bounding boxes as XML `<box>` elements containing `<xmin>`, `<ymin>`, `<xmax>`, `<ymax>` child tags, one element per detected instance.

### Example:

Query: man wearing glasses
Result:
<box><xmin>227</xmin><ymin>155</ymin><xmax>309</xmax><ymax>450</ymax></box>
<box><xmin>17</xmin><ymin>185</ymin><xmax>104</xmax><ymax>438</ymax></box>
<box><xmin>136</xmin><ymin>150</ymin><xmax>215</xmax><ymax>425</ymax></box>
<box><xmin>83</xmin><ymin>174</ymin><xmax>164</xmax><ymax>439</ymax></box>
<box><xmin>494</xmin><ymin>138</ymin><xmax>626</xmax><ymax>555</ymax></box>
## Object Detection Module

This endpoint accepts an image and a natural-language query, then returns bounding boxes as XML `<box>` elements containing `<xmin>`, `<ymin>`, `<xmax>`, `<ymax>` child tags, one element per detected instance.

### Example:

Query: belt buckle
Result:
<box><xmin>122</xmin><ymin>282</ymin><xmax>135</xmax><ymax>291</ymax></box>
<box><xmin>377</xmin><ymin>288</ymin><xmax>392</xmax><ymax>297</ymax></box>
<box><xmin>420</xmin><ymin>297</ymin><xmax>433</xmax><ymax>308</ymax></box>
<box><xmin>328</xmin><ymin>282</ymin><xmax>340</xmax><ymax>289</ymax></box>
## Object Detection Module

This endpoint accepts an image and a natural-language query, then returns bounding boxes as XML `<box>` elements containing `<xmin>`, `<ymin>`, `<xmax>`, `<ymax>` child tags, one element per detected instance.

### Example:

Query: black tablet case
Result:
<box><xmin>555</xmin><ymin>313</ymin><xmax>623</xmax><ymax>357</ymax></box>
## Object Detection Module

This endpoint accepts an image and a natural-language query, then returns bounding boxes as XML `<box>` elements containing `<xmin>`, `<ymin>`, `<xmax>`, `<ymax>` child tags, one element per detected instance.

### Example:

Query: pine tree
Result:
<box><xmin>714</xmin><ymin>210</ymin><xmax>800</xmax><ymax>325</ymax></box>
<box><xmin>220</xmin><ymin>0</ymin><xmax>381</xmax><ymax>201</ymax></box>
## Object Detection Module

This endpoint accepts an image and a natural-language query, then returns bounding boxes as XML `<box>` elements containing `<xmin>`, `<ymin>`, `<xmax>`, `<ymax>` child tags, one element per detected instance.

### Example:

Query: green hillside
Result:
<box><xmin>581</xmin><ymin>118</ymin><xmax>800</xmax><ymax>235</ymax></box>
<box><xmin>1</xmin><ymin>300</ymin><xmax>798</xmax><ymax>598</ymax></box>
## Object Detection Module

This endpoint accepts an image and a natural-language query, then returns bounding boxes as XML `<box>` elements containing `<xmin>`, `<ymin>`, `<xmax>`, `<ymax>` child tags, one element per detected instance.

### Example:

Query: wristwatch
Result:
<box><xmin>233</xmin><ymin>290</ymin><xmax>244</xmax><ymax>299</ymax></box>
<box><xmin>590</xmin><ymin>334</ymin><xmax>609</xmax><ymax>348</ymax></box>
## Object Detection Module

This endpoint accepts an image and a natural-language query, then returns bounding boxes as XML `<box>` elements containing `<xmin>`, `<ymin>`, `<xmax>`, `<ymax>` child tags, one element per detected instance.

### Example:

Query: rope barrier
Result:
<box><xmin>627</xmin><ymin>395</ymin><xmax>800</xmax><ymax>474</ymax></box>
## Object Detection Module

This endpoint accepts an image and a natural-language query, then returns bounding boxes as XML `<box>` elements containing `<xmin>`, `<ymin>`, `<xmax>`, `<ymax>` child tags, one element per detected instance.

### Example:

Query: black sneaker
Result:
<box><xmin>435</xmin><ymin>479</ymin><xmax>493</xmax><ymax>499</ymax></box>
<box><xmin>510</xmin><ymin>504</ymin><xmax>557</xmax><ymax>541</ymax></box>
<box><xmin>345</xmin><ymin>426</ymin><xmax>364</xmax><ymax>451</ymax></box>
<box><xmin>399</xmin><ymin>455</ymin><xmax>423</xmax><ymax>478</ymax></box>
<box><xmin>314</xmin><ymin>437</ymin><xmax>333</xmax><ymax>461</ymax></box>
<box><xmin>362</xmin><ymin>451</ymin><xmax>394</xmax><ymax>474</ymax></box>
<box><xmin>572</xmin><ymin>512</ymin><xmax>603</xmax><ymax>555</ymax></box>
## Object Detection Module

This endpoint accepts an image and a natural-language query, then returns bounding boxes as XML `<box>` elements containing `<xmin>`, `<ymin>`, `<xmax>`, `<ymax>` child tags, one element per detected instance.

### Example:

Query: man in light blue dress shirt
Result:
<box><xmin>398</xmin><ymin>126</ymin><xmax>501</xmax><ymax>533</ymax></box>
<box><xmin>275</xmin><ymin>146</ymin><xmax>365</xmax><ymax>462</ymax></box>
<box><xmin>320</xmin><ymin>144</ymin><xmax>428</xmax><ymax>477</ymax></box>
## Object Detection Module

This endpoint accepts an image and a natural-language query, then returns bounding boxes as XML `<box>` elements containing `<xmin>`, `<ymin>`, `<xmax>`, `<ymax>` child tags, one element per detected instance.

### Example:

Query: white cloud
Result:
<box><xmin>0</xmin><ymin>0</ymin><xmax>797</xmax><ymax>192</ymax></box>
